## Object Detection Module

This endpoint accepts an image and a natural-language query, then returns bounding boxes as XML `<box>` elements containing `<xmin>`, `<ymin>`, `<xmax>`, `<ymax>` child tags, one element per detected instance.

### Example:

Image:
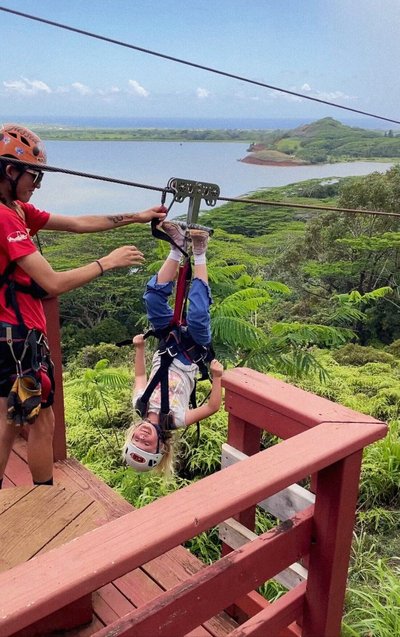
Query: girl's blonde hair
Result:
<box><xmin>123</xmin><ymin>419</ymin><xmax>176</xmax><ymax>477</ymax></box>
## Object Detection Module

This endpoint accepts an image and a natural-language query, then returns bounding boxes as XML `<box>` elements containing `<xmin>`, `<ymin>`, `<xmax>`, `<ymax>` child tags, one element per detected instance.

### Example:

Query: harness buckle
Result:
<box><xmin>166</xmin><ymin>345</ymin><xmax>178</xmax><ymax>358</ymax></box>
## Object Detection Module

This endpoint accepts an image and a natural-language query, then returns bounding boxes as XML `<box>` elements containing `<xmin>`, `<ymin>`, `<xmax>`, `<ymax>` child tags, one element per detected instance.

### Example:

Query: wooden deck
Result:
<box><xmin>1</xmin><ymin>362</ymin><xmax>388</xmax><ymax>637</ymax></box>
<box><xmin>2</xmin><ymin>435</ymin><xmax>238</xmax><ymax>637</ymax></box>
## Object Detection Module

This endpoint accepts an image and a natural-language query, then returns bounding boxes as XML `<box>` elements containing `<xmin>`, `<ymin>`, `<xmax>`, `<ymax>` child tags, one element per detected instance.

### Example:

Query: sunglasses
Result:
<box><xmin>25</xmin><ymin>168</ymin><xmax>44</xmax><ymax>186</ymax></box>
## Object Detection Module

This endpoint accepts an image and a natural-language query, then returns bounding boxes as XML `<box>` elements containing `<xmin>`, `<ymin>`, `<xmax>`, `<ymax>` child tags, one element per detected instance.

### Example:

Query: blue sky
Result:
<box><xmin>1</xmin><ymin>0</ymin><xmax>400</xmax><ymax>125</ymax></box>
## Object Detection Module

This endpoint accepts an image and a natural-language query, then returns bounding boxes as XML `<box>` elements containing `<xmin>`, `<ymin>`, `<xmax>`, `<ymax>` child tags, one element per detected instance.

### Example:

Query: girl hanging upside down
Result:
<box><xmin>123</xmin><ymin>221</ymin><xmax>224</xmax><ymax>475</ymax></box>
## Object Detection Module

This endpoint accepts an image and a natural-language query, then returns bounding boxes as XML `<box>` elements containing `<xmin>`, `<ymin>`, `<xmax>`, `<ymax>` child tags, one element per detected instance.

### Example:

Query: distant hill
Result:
<box><xmin>242</xmin><ymin>117</ymin><xmax>400</xmax><ymax>165</ymax></box>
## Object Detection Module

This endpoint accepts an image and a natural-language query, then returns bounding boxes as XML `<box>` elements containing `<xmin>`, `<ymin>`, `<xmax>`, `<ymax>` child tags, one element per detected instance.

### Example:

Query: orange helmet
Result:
<box><xmin>0</xmin><ymin>124</ymin><xmax>47</xmax><ymax>165</ymax></box>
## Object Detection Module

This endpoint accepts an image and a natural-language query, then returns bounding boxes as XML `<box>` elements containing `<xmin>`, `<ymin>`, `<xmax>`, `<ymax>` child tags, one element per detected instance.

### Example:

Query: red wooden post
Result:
<box><xmin>42</xmin><ymin>297</ymin><xmax>67</xmax><ymax>461</ymax></box>
<box><xmin>226</xmin><ymin>414</ymin><xmax>261</xmax><ymax>531</ymax></box>
<box><xmin>223</xmin><ymin>413</ymin><xmax>262</xmax><ymax>621</ymax></box>
<box><xmin>302</xmin><ymin>450</ymin><xmax>363</xmax><ymax>636</ymax></box>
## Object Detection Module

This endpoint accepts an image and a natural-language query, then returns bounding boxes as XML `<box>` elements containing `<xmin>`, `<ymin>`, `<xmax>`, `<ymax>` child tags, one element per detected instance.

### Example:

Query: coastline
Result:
<box><xmin>240</xmin><ymin>156</ymin><xmax>308</xmax><ymax>167</ymax></box>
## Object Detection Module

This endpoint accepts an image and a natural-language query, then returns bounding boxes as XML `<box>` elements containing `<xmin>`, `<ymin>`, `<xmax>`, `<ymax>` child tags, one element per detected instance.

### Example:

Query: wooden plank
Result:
<box><xmin>38</xmin><ymin>501</ymin><xmax>106</xmax><ymax>554</ymax></box>
<box><xmin>0</xmin><ymin>421</ymin><xmax>386</xmax><ymax>636</ymax></box>
<box><xmin>142</xmin><ymin>549</ymin><xmax>237</xmax><ymax>637</ymax></box>
<box><xmin>222</xmin><ymin>368</ymin><xmax>386</xmax><ymax>432</ymax></box>
<box><xmin>90</xmin><ymin>510</ymin><xmax>312</xmax><ymax>637</ymax></box>
<box><xmin>228</xmin><ymin>583</ymin><xmax>306</xmax><ymax>637</ymax></box>
<box><xmin>231</xmin><ymin>591</ymin><xmax>301</xmax><ymax>637</ymax></box>
<box><xmin>92</xmin><ymin>584</ymin><xmax>135</xmax><ymax>624</ymax></box>
<box><xmin>0</xmin><ymin>486</ymin><xmax>98</xmax><ymax>571</ymax></box>
<box><xmin>115</xmin><ymin>568</ymin><xmax>165</xmax><ymax>606</ymax></box>
<box><xmin>219</xmin><ymin>518</ymin><xmax>307</xmax><ymax>589</ymax></box>
<box><xmin>0</xmin><ymin>486</ymin><xmax>35</xmax><ymax>513</ymax></box>
<box><xmin>53</xmin><ymin>458</ymin><xmax>134</xmax><ymax>521</ymax></box>
<box><xmin>222</xmin><ymin>444</ymin><xmax>315</xmax><ymax>519</ymax></box>
<box><xmin>114</xmin><ymin>565</ymin><xmax>216</xmax><ymax>637</ymax></box>
<box><xmin>3</xmin><ymin>445</ymin><xmax>33</xmax><ymax>487</ymax></box>
<box><xmin>11</xmin><ymin>437</ymin><xmax>134</xmax><ymax>523</ymax></box>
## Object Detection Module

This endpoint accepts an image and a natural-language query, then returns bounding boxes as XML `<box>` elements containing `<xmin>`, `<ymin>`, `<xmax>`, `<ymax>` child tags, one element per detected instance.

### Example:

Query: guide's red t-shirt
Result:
<box><xmin>0</xmin><ymin>202</ymin><xmax>50</xmax><ymax>333</ymax></box>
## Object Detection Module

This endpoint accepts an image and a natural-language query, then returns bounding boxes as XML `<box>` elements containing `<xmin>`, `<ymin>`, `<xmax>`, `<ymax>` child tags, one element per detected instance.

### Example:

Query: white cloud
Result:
<box><xmin>196</xmin><ymin>87</ymin><xmax>210</xmax><ymax>99</ymax></box>
<box><xmin>299</xmin><ymin>83</ymin><xmax>355</xmax><ymax>102</ymax></box>
<box><xmin>4</xmin><ymin>77</ymin><xmax>52</xmax><ymax>95</ymax></box>
<box><xmin>71</xmin><ymin>82</ymin><xmax>92</xmax><ymax>96</ymax></box>
<box><xmin>128</xmin><ymin>80</ymin><xmax>149</xmax><ymax>97</ymax></box>
<box><xmin>268</xmin><ymin>90</ymin><xmax>302</xmax><ymax>103</ymax></box>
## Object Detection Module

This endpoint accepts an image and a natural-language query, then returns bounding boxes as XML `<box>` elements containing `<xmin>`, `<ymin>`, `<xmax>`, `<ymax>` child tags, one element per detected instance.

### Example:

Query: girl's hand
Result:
<box><xmin>210</xmin><ymin>359</ymin><xmax>223</xmax><ymax>378</ymax></box>
<box><xmin>133</xmin><ymin>334</ymin><xmax>145</xmax><ymax>347</ymax></box>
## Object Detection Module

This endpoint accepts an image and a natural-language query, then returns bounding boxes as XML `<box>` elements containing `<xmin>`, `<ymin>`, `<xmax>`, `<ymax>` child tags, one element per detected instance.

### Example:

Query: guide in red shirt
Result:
<box><xmin>0</xmin><ymin>123</ymin><xmax>166</xmax><ymax>489</ymax></box>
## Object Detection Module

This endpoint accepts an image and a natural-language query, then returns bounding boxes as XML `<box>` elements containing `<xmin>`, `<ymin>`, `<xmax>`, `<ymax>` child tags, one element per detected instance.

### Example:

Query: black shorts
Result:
<box><xmin>0</xmin><ymin>323</ymin><xmax>55</xmax><ymax>408</ymax></box>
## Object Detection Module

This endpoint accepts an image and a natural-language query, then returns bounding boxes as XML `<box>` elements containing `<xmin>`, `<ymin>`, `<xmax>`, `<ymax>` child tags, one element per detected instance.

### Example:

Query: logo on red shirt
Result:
<box><xmin>7</xmin><ymin>231</ymin><xmax>29</xmax><ymax>243</ymax></box>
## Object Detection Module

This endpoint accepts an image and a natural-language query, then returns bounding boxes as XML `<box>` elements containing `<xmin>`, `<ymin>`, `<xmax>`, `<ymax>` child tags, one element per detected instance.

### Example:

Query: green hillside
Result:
<box><xmin>244</xmin><ymin>117</ymin><xmax>400</xmax><ymax>164</ymax></box>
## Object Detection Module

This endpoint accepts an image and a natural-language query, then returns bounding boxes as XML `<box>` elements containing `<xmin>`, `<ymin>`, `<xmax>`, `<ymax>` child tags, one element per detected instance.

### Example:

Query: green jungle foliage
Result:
<box><xmin>47</xmin><ymin>164</ymin><xmax>400</xmax><ymax>634</ymax></box>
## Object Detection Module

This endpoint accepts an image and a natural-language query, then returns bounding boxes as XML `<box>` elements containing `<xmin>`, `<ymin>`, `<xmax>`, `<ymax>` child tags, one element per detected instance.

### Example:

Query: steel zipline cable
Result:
<box><xmin>1</xmin><ymin>7</ymin><xmax>400</xmax><ymax>218</ymax></box>
<box><xmin>1</xmin><ymin>5</ymin><xmax>400</xmax><ymax>126</ymax></box>
<box><xmin>2</xmin><ymin>157</ymin><xmax>400</xmax><ymax>219</ymax></box>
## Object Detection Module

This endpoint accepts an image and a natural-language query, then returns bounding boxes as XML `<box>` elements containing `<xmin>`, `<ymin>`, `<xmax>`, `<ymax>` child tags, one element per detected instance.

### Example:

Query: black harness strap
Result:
<box><xmin>0</xmin><ymin>261</ymin><xmax>48</xmax><ymax>328</ymax></box>
<box><xmin>135</xmin><ymin>350</ymin><xmax>176</xmax><ymax>430</ymax></box>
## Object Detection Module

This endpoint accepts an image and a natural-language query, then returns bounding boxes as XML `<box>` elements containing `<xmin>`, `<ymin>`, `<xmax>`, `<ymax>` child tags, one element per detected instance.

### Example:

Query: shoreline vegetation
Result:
<box><xmin>31</xmin><ymin>116</ymin><xmax>400</xmax><ymax>167</ymax></box>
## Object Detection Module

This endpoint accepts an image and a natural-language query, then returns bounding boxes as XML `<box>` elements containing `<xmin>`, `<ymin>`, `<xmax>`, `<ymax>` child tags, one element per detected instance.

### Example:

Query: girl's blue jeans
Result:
<box><xmin>144</xmin><ymin>276</ymin><xmax>212</xmax><ymax>346</ymax></box>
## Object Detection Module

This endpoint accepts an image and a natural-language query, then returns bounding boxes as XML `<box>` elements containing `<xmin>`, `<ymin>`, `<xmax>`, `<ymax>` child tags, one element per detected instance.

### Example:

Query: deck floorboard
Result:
<box><xmin>2</xmin><ymin>437</ymin><xmax>238</xmax><ymax>637</ymax></box>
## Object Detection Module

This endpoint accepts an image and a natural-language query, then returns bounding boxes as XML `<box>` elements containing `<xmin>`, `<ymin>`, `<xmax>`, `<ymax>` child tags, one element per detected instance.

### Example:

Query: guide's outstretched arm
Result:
<box><xmin>184</xmin><ymin>359</ymin><xmax>224</xmax><ymax>427</ymax></box>
<box><xmin>17</xmin><ymin>245</ymin><xmax>144</xmax><ymax>297</ymax></box>
<box><xmin>44</xmin><ymin>206</ymin><xmax>167</xmax><ymax>233</ymax></box>
<box><xmin>133</xmin><ymin>334</ymin><xmax>147</xmax><ymax>392</ymax></box>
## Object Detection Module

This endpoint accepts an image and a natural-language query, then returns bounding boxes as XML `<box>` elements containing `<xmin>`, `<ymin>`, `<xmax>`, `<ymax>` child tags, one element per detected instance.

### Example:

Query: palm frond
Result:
<box><xmin>211</xmin><ymin>316</ymin><xmax>268</xmax><ymax>350</ymax></box>
<box><xmin>270</xmin><ymin>322</ymin><xmax>354</xmax><ymax>347</ymax></box>
<box><xmin>212</xmin><ymin>288</ymin><xmax>273</xmax><ymax>318</ymax></box>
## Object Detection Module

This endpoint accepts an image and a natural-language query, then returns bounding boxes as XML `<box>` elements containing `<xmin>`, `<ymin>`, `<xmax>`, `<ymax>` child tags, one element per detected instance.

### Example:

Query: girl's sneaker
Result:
<box><xmin>189</xmin><ymin>229</ymin><xmax>210</xmax><ymax>256</ymax></box>
<box><xmin>160</xmin><ymin>221</ymin><xmax>187</xmax><ymax>249</ymax></box>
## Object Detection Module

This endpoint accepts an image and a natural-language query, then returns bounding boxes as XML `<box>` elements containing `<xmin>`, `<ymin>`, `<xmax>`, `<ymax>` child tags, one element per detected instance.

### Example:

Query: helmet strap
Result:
<box><xmin>10</xmin><ymin>169</ymin><xmax>24</xmax><ymax>201</ymax></box>
<box><xmin>1</xmin><ymin>163</ymin><xmax>24</xmax><ymax>201</ymax></box>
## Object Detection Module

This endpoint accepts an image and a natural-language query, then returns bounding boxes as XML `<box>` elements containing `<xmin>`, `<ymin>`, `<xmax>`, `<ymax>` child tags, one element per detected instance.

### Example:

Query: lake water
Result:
<box><xmin>31</xmin><ymin>141</ymin><xmax>396</xmax><ymax>217</ymax></box>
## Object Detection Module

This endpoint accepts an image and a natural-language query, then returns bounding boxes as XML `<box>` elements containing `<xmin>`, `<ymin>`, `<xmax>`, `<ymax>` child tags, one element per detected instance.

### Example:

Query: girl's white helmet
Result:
<box><xmin>123</xmin><ymin>441</ymin><xmax>164</xmax><ymax>472</ymax></box>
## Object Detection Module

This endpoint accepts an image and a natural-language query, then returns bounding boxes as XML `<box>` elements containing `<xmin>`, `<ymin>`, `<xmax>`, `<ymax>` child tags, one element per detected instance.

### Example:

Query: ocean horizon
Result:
<box><xmin>2</xmin><ymin>115</ymin><xmax>398</xmax><ymax>131</ymax></box>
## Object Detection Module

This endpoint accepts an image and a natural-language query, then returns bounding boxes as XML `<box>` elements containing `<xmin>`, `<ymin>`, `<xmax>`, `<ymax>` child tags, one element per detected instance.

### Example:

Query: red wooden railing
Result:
<box><xmin>0</xmin><ymin>302</ymin><xmax>387</xmax><ymax>637</ymax></box>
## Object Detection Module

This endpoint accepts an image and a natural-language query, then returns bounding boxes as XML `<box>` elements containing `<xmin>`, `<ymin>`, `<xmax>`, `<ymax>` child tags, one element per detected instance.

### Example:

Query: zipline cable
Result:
<box><xmin>217</xmin><ymin>195</ymin><xmax>400</xmax><ymax>218</ymax></box>
<box><xmin>2</xmin><ymin>157</ymin><xmax>399</xmax><ymax>219</ymax></box>
<box><xmin>0</xmin><ymin>157</ymin><xmax>166</xmax><ymax>193</ymax></box>
<box><xmin>1</xmin><ymin>5</ymin><xmax>400</xmax><ymax>127</ymax></box>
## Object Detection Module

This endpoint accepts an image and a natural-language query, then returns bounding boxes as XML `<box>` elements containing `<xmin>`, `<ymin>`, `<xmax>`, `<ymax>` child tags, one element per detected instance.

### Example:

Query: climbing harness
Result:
<box><xmin>0</xmin><ymin>262</ymin><xmax>54</xmax><ymax>425</ymax></box>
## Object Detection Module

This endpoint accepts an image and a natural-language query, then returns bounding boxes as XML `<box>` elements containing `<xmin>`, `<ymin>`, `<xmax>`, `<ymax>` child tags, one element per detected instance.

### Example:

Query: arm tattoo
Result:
<box><xmin>107</xmin><ymin>214</ymin><xmax>136</xmax><ymax>225</ymax></box>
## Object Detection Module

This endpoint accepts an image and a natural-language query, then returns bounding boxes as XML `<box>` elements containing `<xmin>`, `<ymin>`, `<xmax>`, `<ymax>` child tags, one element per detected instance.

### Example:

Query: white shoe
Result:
<box><xmin>189</xmin><ymin>229</ymin><xmax>210</xmax><ymax>256</ymax></box>
<box><xmin>160</xmin><ymin>221</ymin><xmax>187</xmax><ymax>249</ymax></box>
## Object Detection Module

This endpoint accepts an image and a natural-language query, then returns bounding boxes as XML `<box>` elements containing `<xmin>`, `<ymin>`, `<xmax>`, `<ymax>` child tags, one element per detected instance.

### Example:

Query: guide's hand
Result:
<box><xmin>210</xmin><ymin>359</ymin><xmax>224</xmax><ymax>378</ymax></box>
<box><xmin>104</xmin><ymin>245</ymin><xmax>145</xmax><ymax>270</ymax></box>
<box><xmin>135</xmin><ymin>205</ymin><xmax>167</xmax><ymax>223</ymax></box>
